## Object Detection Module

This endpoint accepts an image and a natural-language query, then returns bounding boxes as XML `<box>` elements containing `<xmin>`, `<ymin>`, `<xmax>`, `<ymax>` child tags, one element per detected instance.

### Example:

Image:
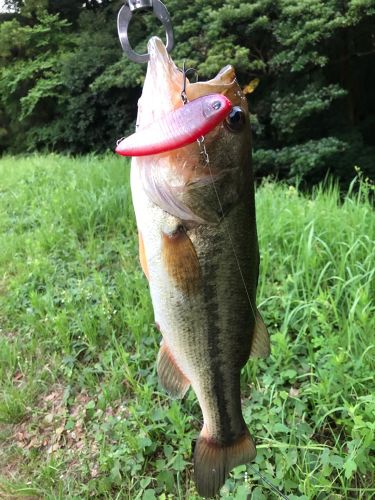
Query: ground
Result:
<box><xmin>0</xmin><ymin>155</ymin><xmax>374</xmax><ymax>499</ymax></box>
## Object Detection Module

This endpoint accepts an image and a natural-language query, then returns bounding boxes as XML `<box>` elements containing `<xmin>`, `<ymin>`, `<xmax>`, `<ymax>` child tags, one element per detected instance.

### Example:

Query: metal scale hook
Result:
<box><xmin>117</xmin><ymin>0</ymin><xmax>174</xmax><ymax>64</ymax></box>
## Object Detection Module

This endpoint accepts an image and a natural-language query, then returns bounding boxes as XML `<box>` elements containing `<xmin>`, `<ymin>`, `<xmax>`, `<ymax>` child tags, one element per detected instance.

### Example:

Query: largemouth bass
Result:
<box><xmin>127</xmin><ymin>37</ymin><xmax>270</xmax><ymax>498</ymax></box>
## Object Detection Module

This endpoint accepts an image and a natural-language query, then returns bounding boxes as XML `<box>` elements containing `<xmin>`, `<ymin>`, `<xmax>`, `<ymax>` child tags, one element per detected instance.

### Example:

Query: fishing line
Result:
<box><xmin>206</xmin><ymin>160</ymin><xmax>258</xmax><ymax>324</ymax></box>
<box><xmin>205</xmin><ymin>167</ymin><xmax>290</xmax><ymax>500</ymax></box>
<box><xmin>179</xmin><ymin>62</ymin><xmax>257</xmax><ymax>323</ymax></box>
<box><xmin>180</xmin><ymin>65</ymin><xmax>289</xmax><ymax>500</ymax></box>
<box><xmin>248</xmin><ymin>464</ymin><xmax>290</xmax><ymax>500</ymax></box>
<box><xmin>204</xmin><ymin>156</ymin><xmax>291</xmax><ymax>500</ymax></box>
<box><xmin>204</xmin><ymin>133</ymin><xmax>291</xmax><ymax>500</ymax></box>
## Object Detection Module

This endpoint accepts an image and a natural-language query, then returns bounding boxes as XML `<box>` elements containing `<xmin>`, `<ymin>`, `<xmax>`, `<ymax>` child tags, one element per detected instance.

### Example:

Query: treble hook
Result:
<box><xmin>181</xmin><ymin>61</ymin><xmax>198</xmax><ymax>105</ymax></box>
<box><xmin>117</xmin><ymin>0</ymin><xmax>174</xmax><ymax>64</ymax></box>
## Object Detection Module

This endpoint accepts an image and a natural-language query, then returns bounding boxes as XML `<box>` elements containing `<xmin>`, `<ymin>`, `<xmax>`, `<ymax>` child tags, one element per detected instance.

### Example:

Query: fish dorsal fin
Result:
<box><xmin>250</xmin><ymin>310</ymin><xmax>270</xmax><ymax>358</ymax></box>
<box><xmin>157</xmin><ymin>342</ymin><xmax>190</xmax><ymax>398</ymax></box>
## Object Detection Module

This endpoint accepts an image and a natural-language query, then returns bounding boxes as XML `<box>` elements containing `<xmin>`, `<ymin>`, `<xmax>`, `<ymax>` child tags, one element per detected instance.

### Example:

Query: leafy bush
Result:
<box><xmin>0</xmin><ymin>0</ymin><xmax>374</xmax><ymax>183</ymax></box>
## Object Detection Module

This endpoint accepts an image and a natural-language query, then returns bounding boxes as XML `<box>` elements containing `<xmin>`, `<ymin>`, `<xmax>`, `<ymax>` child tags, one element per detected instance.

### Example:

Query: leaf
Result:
<box><xmin>156</xmin><ymin>470</ymin><xmax>174</xmax><ymax>491</ymax></box>
<box><xmin>235</xmin><ymin>484</ymin><xmax>251</xmax><ymax>499</ymax></box>
<box><xmin>140</xmin><ymin>477</ymin><xmax>152</xmax><ymax>489</ymax></box>
<box><xmin>320</xmin><ymin>448</ymin><xmax>331</xmax><ymax>466</ymax></box>
<box><xmin>65</xmin><ymin>418</ymin><xmax>75</xmax><ymax>431</ymax></box>
<box><xmin>85</xmin><ymin>400</ymin><xmax>95</xmax><ymax>410</ymax></box>
<box><xmin>243</xmin><ymin>78</ymin><xmax>260</xmax><ymax>94</ymax></box>
<box><xmin>273</xmin><ymin>423</ymin><xmax>290</xmax><ymax>433</ymax></box>
<box><xmin>344</xmin><ymin>458</ymin><xmax>357</xmax><ymax>479</ymax></box>
<box><xmin>172</xmin><ymin>454</ymin><xmax>187</xmax><ymax>471</ymax></box>
<box><xmin>142</xmin><ymin>489</ymin><xmax>156</xmax><ymax>500</ymax></box>
<box><xmin>110</xmin><ymin>460</ymin><xmax>122</xmax><ymax>484</ymax></box>
<box><xmin>286</xmin><ymin>449</ymin><xmax>298</xmax><ymax>466</ymax></box>
<box><xmin>281</xmin><ymin>369</ymin><xmax>297</xmax><ymax>380</ymax></box>
<box><xmin>232</xmin><ymin>464</ymin><xmax>247</xmax><ymax>478</ymax></box>
<box><xmin>137</xmin><ymin>435</ymin><xmax>152</xmax><ymax>450</ymax></box>
<box><xmin>330</xmin><ymin>455</ymin><xmax>344</xmax><ymax>469</ymax></box>
<box><xmin>163</xmin><ymin>444</ymin><xmax>173</xmax><ymax>459</ymax></box>
<box><xmin>251</xmin><ymin>486</ymin><xmax>267</xmax><ymax>500</ymax></box>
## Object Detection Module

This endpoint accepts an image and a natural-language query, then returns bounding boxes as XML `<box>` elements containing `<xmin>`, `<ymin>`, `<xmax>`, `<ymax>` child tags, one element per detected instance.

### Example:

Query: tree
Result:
<box><xmin>0</xmin><ymin>0</ymin><xmax>374</xmax><ymax>184</ymax></box>
<box><xmin>0</xmin><ymin>12</ymin><xmax>74</xmax><ymax>152</ymax></box>
<box><xmin>199</xmin><ymin>0</ymin><xmax>375</xmax><ymax>183</ymax></box>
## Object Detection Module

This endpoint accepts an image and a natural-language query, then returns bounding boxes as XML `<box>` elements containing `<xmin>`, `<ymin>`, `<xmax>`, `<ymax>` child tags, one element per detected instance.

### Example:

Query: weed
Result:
<box><xmin>0</xmin><ymin>155</ymin><xmax>374</xmax><ymax>498</ymax></box>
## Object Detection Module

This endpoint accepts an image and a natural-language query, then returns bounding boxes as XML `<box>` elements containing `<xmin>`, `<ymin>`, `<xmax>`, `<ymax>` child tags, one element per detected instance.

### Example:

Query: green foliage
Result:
<box><xmin>0</xmin><ymin>12</ymin><xmax>74</xmax><ymax>150</ymax></box>
<box><xmin>0</xmin><ymin>155</ymin><xmax>374</xmax><ymax>498</ymax></box>
<box><xmin>0</xmin><ymin>0</ymin><xmax>374</xmax><ymax>183</ymax></box>
<box><xmin>254</xmin><ymin>136</ymin><xmax>348</xmax><ymax>178</ymax></box>
<box><xmin>270</xmin><ymin>84</ymin><xmax>347</xmax><ymax>138</ymax></box>
<box><xmin>205</xmin><ymin>0</ymin><xmax>375</xmax><ymax>183</ymax></box>
<box><xmin>35</xmin><ymin>8</ymin><xmax>138</xmax><ymax>153</ymax></box>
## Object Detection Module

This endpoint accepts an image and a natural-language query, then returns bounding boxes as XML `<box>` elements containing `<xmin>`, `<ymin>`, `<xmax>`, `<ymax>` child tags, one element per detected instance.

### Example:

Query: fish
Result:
<box><xmin>123</xmin><ymin>36</ymin><xmax>270</xmax><ymax>498</ymax></box>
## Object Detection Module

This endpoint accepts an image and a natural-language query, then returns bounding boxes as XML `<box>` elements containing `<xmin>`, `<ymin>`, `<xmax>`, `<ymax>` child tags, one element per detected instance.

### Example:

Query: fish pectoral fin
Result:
<box><xmin>157</xmin><ymin>342</ymin><xmax>190</xmax><ymax>399</ymax></box>
<box><xmin>194</xmin><ymin>427</ymin><xmax>256</xmax><ymax>498</ymax></box>
<box><xmin>250</xmin><ymin>310</ymin><xmax>270</xmax><ymax>358</ymax></box>
<box><xmin>138</xmin><ymin>231</ymin><xmax>149</xmax><ymax>281</ymax></box>
<box><xmin>162</xmin><ymin>227</ymin><xmax>201</xmax><ymax>295</ymax></box>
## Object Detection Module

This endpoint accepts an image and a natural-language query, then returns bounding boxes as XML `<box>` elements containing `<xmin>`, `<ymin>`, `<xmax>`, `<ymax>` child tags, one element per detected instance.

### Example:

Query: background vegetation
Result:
<box><xmin>1</xmin><ymin>1</ymin><xmax>374</xmax><ymax>498</ymax></box>
<box><xmin>0</xmin><ymin>0</ymin><xmax>374</xmax><ymax>184</ymax></box>
<box><xmin>0</xmin><ymin>155</ymin><xmax>374</xmax><ymax>498</ymax></box>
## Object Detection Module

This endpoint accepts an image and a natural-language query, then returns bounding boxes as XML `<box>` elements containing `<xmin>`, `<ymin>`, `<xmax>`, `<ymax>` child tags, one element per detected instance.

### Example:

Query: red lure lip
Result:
<box><xmin>115</xmin><ymin>94</ymin><xmax>232</xmax><ymax>157</ymax></box>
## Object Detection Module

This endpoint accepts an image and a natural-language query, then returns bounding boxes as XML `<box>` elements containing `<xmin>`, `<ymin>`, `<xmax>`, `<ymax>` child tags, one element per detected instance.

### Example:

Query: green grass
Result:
<box><xmin>0</xmin><ymin>154</ymin><xmax>374</xmax><ymax>499</ymax></box>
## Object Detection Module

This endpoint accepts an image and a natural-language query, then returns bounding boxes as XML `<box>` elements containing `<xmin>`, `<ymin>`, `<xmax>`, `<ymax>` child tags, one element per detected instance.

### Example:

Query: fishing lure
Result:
<box><xmin>115</xmin><ymin>93</ymin><xmax>232</xmax><ymax>157</ymax></box>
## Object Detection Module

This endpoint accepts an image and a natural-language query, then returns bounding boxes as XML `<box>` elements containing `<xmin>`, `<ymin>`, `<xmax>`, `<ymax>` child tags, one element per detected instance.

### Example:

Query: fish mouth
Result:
<box><xmin>135</xmin><ymin>37</ymin><xmax>183</xmax><ymax>130</ymax></box>
<box><xmin>136</xmin><ymin>37</ymin><xmax>241</xmax><ymax>131</ymax></box>
<box><xmin>116</xmin><ymin>37</ymin><xmax>243</xmax><ymax>158</ymax></box>
<box><xmin>127</xmin><ymin>38</ymin><xmax>248</xmax><ymax>224</ymax></box>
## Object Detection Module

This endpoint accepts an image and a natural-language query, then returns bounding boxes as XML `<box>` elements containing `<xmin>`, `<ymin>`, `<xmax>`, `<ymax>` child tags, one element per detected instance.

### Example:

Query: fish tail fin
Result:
<box><xmin>194</xmin><ymin>426</ymin><xmax>256</xmax><ymax>498</ymax></box>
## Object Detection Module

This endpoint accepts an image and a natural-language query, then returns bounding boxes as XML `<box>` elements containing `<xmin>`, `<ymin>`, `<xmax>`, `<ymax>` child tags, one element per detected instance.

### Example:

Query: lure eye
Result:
<box><xmin>212</xmin><ymin>101</ymin><xmax>222</xmax><ymax>110</ymax></box>
<box><xmin>225</xmin><ymin>106</ymin><xmax>246</xmax><ymax>132</ymax></box>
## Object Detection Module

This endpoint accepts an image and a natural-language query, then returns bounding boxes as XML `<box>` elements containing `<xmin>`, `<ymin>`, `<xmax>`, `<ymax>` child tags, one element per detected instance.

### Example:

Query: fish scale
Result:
<box><xmin>127</xmin><ymin>36</ymin><xmax>270</xmax><ymax>498</ymax></box>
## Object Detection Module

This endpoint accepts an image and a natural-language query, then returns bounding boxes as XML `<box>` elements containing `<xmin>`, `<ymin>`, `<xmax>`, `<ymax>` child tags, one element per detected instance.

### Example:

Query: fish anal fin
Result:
<box><xmin>157</xmin><ymin>342</ymin><xmax>190</xmax><ymax>399</ymax></box>
<box><xmin>138</xmin><ymin>231</ymin><xmax>149</xmax><ymax>281</ymax></box>
<box><xmin>162</xmin><ymin>227</ymin><xmax>201</xmax><ymax>295</ymax></box>
<box><xmin>250</xmin><ymin>310</ymin><xmax>270</xmax><ymax>358</ymax></box>
<box><xmin>194</xmin><ymin>427</ymin><xmax>256</xmax><ymax>498</ymax></box>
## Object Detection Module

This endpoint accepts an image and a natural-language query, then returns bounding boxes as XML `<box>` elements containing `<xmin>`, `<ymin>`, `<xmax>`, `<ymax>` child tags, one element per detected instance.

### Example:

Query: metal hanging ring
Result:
<box><xmin>117</xmin><ymin>0</ymin><xmax>174</xmax><ymax>64</ymax></box>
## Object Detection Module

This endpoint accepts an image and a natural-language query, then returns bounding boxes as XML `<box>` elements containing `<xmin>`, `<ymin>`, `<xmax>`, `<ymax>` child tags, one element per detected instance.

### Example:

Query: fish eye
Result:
<box><xmin>225</xmin><ymin>106</ymin><xmax>246</xmax><ymax>132</ymax></box>
<box><xmin>212</xmin><ymin>101</ymin><xmax>222</xmax><ymax>110</ymax></box>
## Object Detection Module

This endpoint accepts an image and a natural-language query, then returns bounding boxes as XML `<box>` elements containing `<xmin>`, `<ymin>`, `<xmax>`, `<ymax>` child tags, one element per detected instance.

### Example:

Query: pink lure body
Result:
<box><xmin>115</xmin><ymin>94</ymin><xmax>232</xmax><ymax>157</ymax></box>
